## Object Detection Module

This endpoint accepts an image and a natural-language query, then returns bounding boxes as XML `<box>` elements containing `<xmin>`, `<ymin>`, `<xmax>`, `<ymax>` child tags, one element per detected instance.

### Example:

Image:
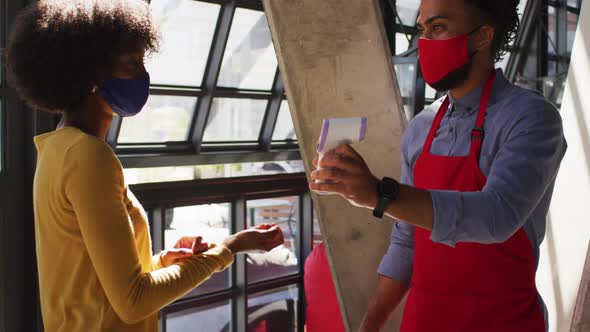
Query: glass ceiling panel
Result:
<box><xmin>396</xmin><ymin>0</ymin><xmax>420</xmax><ymax>26</ymax></box>
<box><xmin>395</xmin><ymin>33</ymin><xmax>411</xmax><ymax>55</ymax></box>
<box><xmin>203</xmin><ymin>98</ymin><xmax>267</xmax><ymax>142</ymax></box>
<box><xmin>118</xmin><ymin>95</ymin><xmax>196</xmax><ymax>143</ymax></box>
<box><xmin>146</xmin><ymin>0</ymin><xmax>220</xmax><ymax>87</ymax></box>
<box><xmin>272</xmin><ymin>100</ymin><xmax>297</xmax><ymax>142</ymax></box>
<box><xmin>217</xmin><ymin>8</ymin><xmax>278</xmax><ymax>90</ymax></box>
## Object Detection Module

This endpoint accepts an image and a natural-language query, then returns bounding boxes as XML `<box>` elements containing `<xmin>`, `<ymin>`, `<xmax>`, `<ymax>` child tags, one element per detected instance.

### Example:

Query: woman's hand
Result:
<box><xmin>160</xmin><ymin>236</ymin><xmax>210</xmax><ymax>267</ymax></box>
<box><xmin>222</xmin><ymin>224</ymin><xmax>284</xmax><ymax>254</ymax></box>
<box><xmin>160</xmin><ymin>248</ymin><xmax>194</xmax><ymax>267</ymax></box>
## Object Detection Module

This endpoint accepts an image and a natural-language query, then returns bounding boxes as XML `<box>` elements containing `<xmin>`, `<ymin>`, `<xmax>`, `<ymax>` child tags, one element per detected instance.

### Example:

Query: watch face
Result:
<box><xmin>380</xmin><ymin>179</ymin><xmax>398</xmax><ymax>199</ymax></box>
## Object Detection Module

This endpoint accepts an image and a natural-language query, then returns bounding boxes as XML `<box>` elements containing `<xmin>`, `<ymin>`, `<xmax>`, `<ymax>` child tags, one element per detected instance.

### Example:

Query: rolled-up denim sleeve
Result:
<box><xmin>377</xmin><ymin>129</ymin><xmax>415</xmax><ymax>285</ymax></box>
<box><xmin>378</xmin><ymin>221</ymin><xmax>414</xmax><ymax>285</ymax></box>
<box><xmin>430</xmin><ymin>104</ymin><xmax>567</xmax><ymax>247</ymax></box>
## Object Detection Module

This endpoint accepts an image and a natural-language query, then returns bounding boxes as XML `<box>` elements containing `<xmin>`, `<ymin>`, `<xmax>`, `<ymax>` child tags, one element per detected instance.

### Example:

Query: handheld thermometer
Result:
<box><xmin>315</xmin><ymin>117</ymin><xmax>367</xmax><ymax>195</ymax></box>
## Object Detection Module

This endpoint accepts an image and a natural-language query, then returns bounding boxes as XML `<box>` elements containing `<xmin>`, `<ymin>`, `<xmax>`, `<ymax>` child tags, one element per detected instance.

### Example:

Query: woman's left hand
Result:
<box><xmin>160</xmin><ymin>248</ymin><xmax>195</xmax><ymax>267</ymax></box>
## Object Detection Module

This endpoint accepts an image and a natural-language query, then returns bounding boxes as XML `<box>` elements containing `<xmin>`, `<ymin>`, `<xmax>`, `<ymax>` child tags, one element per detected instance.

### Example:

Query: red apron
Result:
<box><xmin>401</xmin><ymin>71</ymin><xmax>545</xmax><ymax>332</ymax></box>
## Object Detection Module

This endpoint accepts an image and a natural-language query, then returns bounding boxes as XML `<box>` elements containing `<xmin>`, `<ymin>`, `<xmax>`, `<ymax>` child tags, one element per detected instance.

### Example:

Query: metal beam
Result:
<box><xmin>130</xmin><ymin>173</ymin><xmax>308</xmax><ymax>209</ymax></box>
<box><xmin>556</xmin><ymin>0</ymin><xmax>569</xmax><ymax>73</ymax></box>
<box><xmin>231</xmin><ymin>197</ymin><xmax>247</xmax><ymax>332</ymax></box>
<box><xmin>259</xmin><ymin>71</ymin><xmax>285</xmax><ymax>150</ymax></box>
<box><xmin>190</xmin><ymin>0</ymin><xmax>237</xmax><ymax>153</ymax></box>
<box><xmin>118</xmin><ymin>149</ymin><xmax>300</xmax><ymax>169</ymax></box>
<box><xmin>506</xmin><ymin>0</ymin><xmax>542</xmax><ymax>81</ymax></box>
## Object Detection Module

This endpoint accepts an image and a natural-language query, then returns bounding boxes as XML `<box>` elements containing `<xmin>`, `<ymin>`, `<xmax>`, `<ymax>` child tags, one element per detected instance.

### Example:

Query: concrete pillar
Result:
<box><xmin>536</xmin><ymin>1</ymin><xmax>590</xmax><ymax>331</ymax></box>
<box><xmin>262</xmin><ymin>0</ymin><xmax>407</xmax><ymax>330</ymax></box>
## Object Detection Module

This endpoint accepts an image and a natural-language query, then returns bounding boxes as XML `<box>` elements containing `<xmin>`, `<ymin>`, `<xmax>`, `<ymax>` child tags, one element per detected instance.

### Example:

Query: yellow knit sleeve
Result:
<box><xmin>63</xmin><ymin>138</ymin><xmax>234</xmax><ymax>324</ymax></box>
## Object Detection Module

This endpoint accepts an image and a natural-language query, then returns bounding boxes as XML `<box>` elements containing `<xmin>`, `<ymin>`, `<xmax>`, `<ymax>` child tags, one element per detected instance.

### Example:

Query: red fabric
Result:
<box><xmin>304</xmin><ymin>244</ymin><xmax>345</xmax><ymax>332</ymax></box>
<box><xmin>401</xmin><ymin>72</ymin><xmax>545</xmax><ymax>332</ymax></box>
<box><xmin>254</xmin><ymin>320</ymin><xmax>266</xmax><ymax>332</ymax></box>
<box><xmin>418</xmin><ymin>35</ymin><xmax>470</xmax><ymax>86</ymax></box>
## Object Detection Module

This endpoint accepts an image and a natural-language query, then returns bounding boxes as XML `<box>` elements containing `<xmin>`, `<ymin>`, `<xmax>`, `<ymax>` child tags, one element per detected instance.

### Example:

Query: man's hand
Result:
<box><xmin>309</xmin><ymin>144</ymin><xmax>379</xmax><ymax>209</ymax></box>
<box><xmin>359</xmin><ymin>276</ymin><xmax>409</xmax><ymax>332</ymax></box>
<box><xmin>222</xmin><ymin>224</ymin><xmax>284</xmax><ymax>254</ymax></box>
<box><xmin>174</xmin><ymin>236</ymin><xmax>210</xmax><ymax>255</ymax></box>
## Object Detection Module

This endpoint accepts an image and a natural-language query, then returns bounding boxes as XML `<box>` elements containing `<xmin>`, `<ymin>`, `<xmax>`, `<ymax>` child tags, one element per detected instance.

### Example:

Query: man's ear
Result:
<box><xmin>471</xmin><ymin>24</ymin><xmax>495</xmax><ymax>52</ymax></box>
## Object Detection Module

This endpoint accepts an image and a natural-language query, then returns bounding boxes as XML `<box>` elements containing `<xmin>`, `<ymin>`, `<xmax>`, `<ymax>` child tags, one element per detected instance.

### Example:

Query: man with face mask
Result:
<box><xmin>309</xmin><ymin>0</ymin><xmax>567</xmax><ymax>331</ymax></box>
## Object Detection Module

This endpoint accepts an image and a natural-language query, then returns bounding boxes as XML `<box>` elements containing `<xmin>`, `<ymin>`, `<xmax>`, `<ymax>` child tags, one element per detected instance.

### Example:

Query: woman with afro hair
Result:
<box><xmin>6</xmin><ymin>1</ymin><xmax>284</xmax><ymax>331</ymax></box>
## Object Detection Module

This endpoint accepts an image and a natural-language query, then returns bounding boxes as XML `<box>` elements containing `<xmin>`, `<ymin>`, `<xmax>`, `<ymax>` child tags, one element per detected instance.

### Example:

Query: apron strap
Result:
<box><xmin>423</xmin><ymin>97</ymin><xmax>451</xmax><ymax>154</ymax></box>
<box><xmin>469</xmin><ymin>70</ymin><xmax>497</xmax><ymax>160</ymax></box>
<box><xmin>423</xmin><ymin>70</ymin><xmax>497</xmax><ymax>157</ymax></box>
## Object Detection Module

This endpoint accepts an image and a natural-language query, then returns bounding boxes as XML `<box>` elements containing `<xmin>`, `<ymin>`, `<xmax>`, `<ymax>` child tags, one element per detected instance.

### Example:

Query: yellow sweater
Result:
<box><xmin>33</xmin><ymin>127</ymin><xmax>234</xmax><ymax>332</ymax></box>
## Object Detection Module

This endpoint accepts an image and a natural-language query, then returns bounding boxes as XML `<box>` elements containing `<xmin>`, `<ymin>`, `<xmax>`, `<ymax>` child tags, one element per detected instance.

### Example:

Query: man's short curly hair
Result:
<box><xmin>467</xmin><ymin>0</ymin><xmax>521</xmax><ymax>63</ymax></box>
<box><xmin>6</xmin><ymin>0</ymin><xmax>159</xmax><ymax>113</ymax></box>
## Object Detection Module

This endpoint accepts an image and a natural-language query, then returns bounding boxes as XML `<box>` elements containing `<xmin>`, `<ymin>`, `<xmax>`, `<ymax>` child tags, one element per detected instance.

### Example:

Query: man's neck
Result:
<box><xmin>449</xmin><ymin>63</ymin><xmax>495</xmax><ymax>100</ymax></box>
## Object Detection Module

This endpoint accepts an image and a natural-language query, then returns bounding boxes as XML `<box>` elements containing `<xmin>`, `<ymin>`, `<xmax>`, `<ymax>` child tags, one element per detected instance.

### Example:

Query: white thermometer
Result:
<box><xmin>315</xmin><ymin>117</ymin><xmax>367</xmax><ymax>195</ymax></box>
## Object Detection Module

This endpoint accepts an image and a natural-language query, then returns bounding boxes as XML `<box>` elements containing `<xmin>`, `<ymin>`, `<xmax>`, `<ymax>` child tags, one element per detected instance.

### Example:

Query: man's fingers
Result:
<box><xmin>310</xmin><ymin>168</ymin><xmax>349</xmax><ymax>182</ymax></box>
<box><xmin>318</xmin><ymin>153</ymin><xmax>360</xmax><ymax>172</ymax></box>
<box><xmin>309</xmin><ymin>181</ymin><xmax>346</xmax><ymax>194</ymax></box>
<box><xmin>334</xmin><ymin>144</ymin><xmax>362</xmax><ymax>159</ymax></box>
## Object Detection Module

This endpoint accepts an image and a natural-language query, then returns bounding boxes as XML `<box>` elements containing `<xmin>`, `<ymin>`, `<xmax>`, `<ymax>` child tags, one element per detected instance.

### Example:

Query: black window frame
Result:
<box><xmin>112</xmin><ymin>0</ymin><xmax>299</xmax><ymax>169</ymax></box>
<box><xmin>131</xmin><ymin>173</ymin><xmax>312</xmax><ymax>332</ymax></box>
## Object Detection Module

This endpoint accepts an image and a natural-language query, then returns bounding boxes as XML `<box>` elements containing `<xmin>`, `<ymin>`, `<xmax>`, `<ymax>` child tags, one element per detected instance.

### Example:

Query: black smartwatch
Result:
<box><xmin>373</xmin><ymin>177</ymin><xmax>400</xmax><ymax>219</ymax></box>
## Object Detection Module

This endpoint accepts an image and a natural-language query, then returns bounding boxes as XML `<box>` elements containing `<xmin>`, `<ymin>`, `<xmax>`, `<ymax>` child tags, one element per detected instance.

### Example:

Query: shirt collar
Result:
<box><xmin>447</xmin><ymin>68</ymin><xmax>509</xmax><ymax>115</ymax></box>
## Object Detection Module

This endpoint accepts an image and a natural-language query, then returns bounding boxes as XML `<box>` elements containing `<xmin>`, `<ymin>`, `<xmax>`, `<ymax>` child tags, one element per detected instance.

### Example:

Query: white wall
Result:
<box><xmin>537</xmin><ymin>2</ymin><xmax>590</xmax><ymax>331</ymax></box>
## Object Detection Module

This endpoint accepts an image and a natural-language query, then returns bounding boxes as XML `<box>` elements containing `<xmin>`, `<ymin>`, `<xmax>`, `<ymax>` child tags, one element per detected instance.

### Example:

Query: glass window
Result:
<box><xmin>396</xmin><ymin>0</ymin><xmax>420</xmax><ymax>26</ymax></box>
<box><xmin>272</xmin><ymin>100</ymin><xmax>297</xmax><ymax>142</ymax></box>
<box><xmin>146</xmin><ymin>0</ymin><xmax>220</xmax><ymax>86</ymax></box>
<box><xmin>394</xmin><ymin>62</ymin><xmax>417</xmax><ymax>119</ymax></box>
<box><xmin>164</xmin><ymin>204</ymin><xmax>231</xmax><ymax>298</ymax></box>
<box><xmin>548</xmin><ymin>6</ymin><xmax>557</xmax><ymax>55</ymax></box>
<box><xmin>217</xmin><ymin>8</ymin><xmax>278</xmax><ymax>90</ymax></box>
<box><xmin>247</xmin><ymin>285</ymin><xmax>299</xmax><ymax>332</ymax></box>
<box><xmin>166</xmin><ymin>300</ymin><xmax>231</xmax><ymax>332</ymax></box>
<box><xmin>117</xmin><ymin>95</ymin><xmax>196</xmax><ymax>143</ymax></box>
<box><xmin>395</xmin><ymin>33</ymin><xmax>411</xmax><ymax>55</ymax></box>
<box><xmin>123</xmin><ymin>161</ymin><xmax>305</xmax><ymax>184</ymax></box>
<box><xmin>312</xmin><ymin>213</ymin><xmax>322</xmax><ymax>249</ymax></box>
<box><xmin>203</xmin><ymin>98</ymin><xmax>267</xmax><ymax>142</ymax></box>
<box><xmin>567</xmin><ymin>11</ymin><xmax>578</xmax><ymax>53</ymax></box>
<box><xmin>246</xmin><ymin>196</ymin><xmax>299</xmax><ymax>283</ymax></box>
<box><xmin>425</xmin><ymin>84</ymin><xmax>437</xmax><ymax>100</ymax></box>
<box><xmin>496</xmin><ymin>51</ymin><xmax>512</xmax><ymax>71</ymax></box>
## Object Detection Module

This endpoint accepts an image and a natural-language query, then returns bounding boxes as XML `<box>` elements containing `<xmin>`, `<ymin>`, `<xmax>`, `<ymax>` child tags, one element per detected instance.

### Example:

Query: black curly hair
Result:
<box><xmin>467</xmin><ymin>0</ymin><xmax>521</xmax><ymax>63</ymax></box>
<box><xmin>6</xmin><ymin>0</ymin><xmax>159</xmax><ymax>113</ymax></box>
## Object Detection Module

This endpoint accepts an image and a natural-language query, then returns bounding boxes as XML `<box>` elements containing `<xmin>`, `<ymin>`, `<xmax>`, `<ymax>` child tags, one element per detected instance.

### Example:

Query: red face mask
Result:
<box><xmin>418</xmin><ymin>33</ymin><xmax>471</xmax><ymax>86</ymax></box>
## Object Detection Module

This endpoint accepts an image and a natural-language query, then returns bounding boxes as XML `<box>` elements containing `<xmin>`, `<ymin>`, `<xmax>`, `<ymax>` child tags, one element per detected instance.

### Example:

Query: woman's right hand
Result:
<box><xmin>222</xmin><ymin>224</ymin><xmax>284</xmax><ymax>254</ymax></box>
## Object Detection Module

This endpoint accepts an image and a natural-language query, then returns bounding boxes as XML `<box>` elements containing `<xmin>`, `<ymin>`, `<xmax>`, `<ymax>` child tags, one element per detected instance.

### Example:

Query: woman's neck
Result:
<box><xmin>59</xmin><ymin>95</ymin><xmax>114</xmax><ymax>141</ymax></box>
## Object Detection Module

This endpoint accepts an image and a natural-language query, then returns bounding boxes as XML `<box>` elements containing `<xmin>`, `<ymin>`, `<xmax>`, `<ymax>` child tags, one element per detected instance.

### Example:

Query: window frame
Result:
<box><xmin>111</xmin><ymin>0</ymin><xmax>299</xmax><ymax>168</ymax></box>
<box><xmin>130</xmin><ymin>173</ymin><xmax>311</xmax><ymax>331</ymax></box>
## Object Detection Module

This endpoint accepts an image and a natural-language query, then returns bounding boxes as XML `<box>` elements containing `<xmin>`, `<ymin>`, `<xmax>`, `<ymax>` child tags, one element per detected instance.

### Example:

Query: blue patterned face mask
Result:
<box><xmin>99</xmin><ymin>71</ymin><xmax>150</xmax><ymax>117</ymax></box>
